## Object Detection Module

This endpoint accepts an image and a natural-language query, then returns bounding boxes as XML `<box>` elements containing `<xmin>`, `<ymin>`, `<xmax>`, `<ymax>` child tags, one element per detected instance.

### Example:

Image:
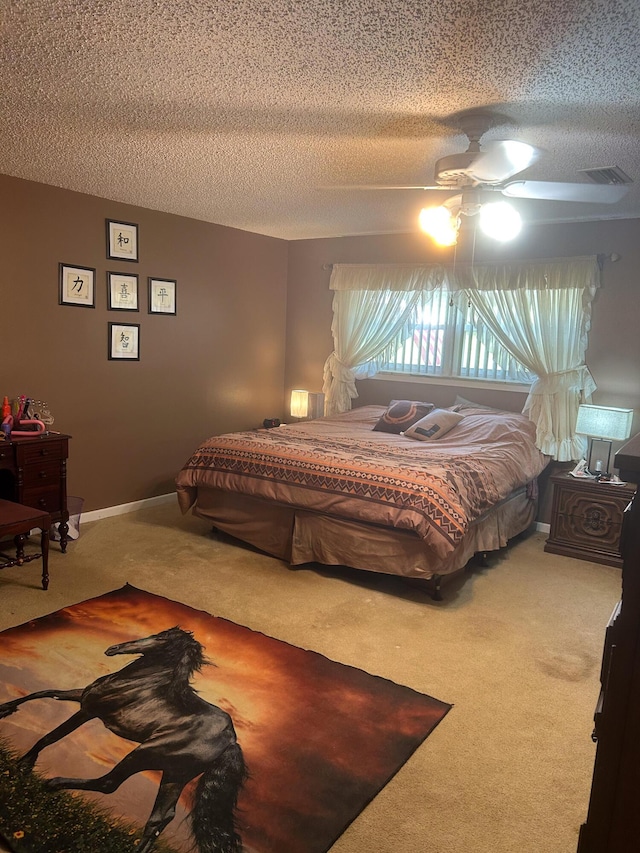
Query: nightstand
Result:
<box><xmin>544</xmin><ymin>472</ymin><xmax>636</xmax><ymax>568</ymax></box>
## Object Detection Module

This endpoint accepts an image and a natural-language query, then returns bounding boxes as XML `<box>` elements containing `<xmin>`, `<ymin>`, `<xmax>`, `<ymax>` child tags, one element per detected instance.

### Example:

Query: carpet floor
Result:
<box><xmin>0</xmin><ymin>501</ymin><xmax>621</xmax><ymax>853</ymax></box>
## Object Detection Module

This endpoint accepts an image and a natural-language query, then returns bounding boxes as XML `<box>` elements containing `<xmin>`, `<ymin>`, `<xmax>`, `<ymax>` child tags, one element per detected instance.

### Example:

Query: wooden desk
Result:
<box><xmin>0</xmin><ymin>499</ymin><xmax>51</xmax><ymax>589</ymax></box>
<box><xmin>0</xmin><ymin>432</ymin><xmax>71</xmax><ymax>551</ymax></box>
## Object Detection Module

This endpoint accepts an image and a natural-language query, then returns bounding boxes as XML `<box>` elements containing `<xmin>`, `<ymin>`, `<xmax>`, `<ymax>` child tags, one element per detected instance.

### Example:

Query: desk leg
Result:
<box><xmin>40</xmin><ymin>528</ymin><xmax>49</xmax><ymax>590</ymax></box>
<box><xmin>58</xmin><ymin>518</ymin><xmax>69</xmax><ymax>553</ymax></box>
<box><xmin>14</xmin><ymin>533</ymin><xmax>26</xmax><ymax>566</ymax></box>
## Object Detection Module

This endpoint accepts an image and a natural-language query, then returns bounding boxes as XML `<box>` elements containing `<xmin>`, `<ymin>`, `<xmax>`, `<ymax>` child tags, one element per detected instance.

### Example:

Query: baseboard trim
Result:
<box><xmin>536</xmin><ymin>521</ymin><xmax>550</xmax><ymax>534</ymax></box>
<box><xmin>82</xmin><ymin>493</ymin><xmax>176</xmax><ymax>524</ymax></box>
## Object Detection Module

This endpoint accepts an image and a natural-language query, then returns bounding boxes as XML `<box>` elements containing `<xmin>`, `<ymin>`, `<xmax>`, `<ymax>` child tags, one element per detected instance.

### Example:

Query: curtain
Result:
<box><xmin>451</xmin><ymin>257</ymin><xmax>599</xmax><ymax>460</ymax></box>
<box><xmin>322</xmin><ymin>257</ymin><xmax>600</xmax><ymax>461</ymax></box>
<box><xmin>322</xmin><ymin>264</ymin><xmax>445</xmax><ymax>415</ymax></box>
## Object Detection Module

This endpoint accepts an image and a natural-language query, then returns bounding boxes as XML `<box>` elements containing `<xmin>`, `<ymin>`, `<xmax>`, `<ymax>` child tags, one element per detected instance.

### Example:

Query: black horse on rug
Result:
<box><xmin>0</xmin><ymin>626</ymin><xmax>248</xmax><ymax>853</ymax></box>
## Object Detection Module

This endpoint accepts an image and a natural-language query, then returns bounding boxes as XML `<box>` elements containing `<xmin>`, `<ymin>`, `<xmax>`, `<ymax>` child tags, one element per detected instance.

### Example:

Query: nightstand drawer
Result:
<box><xmin>550</xmin><ymin>513</ymin><xmax>624</xmax><ymax>552</ymax></box>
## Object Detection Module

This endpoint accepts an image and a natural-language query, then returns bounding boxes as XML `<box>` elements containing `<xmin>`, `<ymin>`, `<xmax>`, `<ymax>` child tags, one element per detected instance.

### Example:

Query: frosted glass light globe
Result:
<box><xmin>479</xmin><ymin>201</ymin><xmax>522</xmax><ymax>241</ymax></box>
<box><xmin>418</xmin><ymin>206</ymin><xmax>458</xmax><ymax>246</ymax></box>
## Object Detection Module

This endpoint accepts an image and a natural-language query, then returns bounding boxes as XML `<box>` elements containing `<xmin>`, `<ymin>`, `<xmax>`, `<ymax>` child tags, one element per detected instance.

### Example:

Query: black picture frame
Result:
<box><xmin>587</xmin><ymin>437</ymin><xmax>613</xmax><ymax>476</ymax></box>
<box><xmin>59</xmin><ymin>263</ymin><xmax>96</xmax><ymax>308</ymax></box>
<box><xmin>107</xmin><ymin>271</ymin><xmax>139</xmax><ymax>311</ymax></box>
<box><xmin>148</xmin><ymin>277</ymin><xmax>177</xmax><ymax>315</ymax></box>
<box><xmin>106</xmin><ymin>219</ymin><xmax>139</xmax><ymax>262</ymax></box>
<box><xmin>108</xmin><ymin>322</ymin><xmax>140</xmax><ymax>361</ymax></box>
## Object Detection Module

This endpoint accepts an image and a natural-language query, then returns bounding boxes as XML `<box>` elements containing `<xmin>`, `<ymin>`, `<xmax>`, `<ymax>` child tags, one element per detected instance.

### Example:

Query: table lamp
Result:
<box><xmin>290</xmin><ymin>389</ymin><xmax>309</xmax><ymax>419</ymax></box>
<box><xmin>575</xmin><ymin>404</ymin><xmax>634</xmax><ymax>476</ymax></box>
<box><xmin>290</xmin><ymin>390</ymin><xmax>325</xmax><ymax>420</ymax></box>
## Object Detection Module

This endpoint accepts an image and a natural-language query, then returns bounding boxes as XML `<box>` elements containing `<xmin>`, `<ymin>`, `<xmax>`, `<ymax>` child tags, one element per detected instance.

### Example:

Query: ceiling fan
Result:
<box><xmin>351</xmin><ymin>112</ymin><xmax>631</xmax><ymax>244</ymax></box>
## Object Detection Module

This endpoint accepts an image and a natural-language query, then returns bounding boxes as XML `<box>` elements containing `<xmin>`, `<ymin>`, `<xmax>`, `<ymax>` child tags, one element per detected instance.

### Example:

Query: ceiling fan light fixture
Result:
<box><xmin>498</xmin><ymin>140</ymin><xmax>537</xmax><ymax>175</ymax></box>
<box><xmin>479</xmin><ymin>201</ymin><xmax>522</xmax><ymax>241</ymax></box>
<box><xmin>418</xmin><ymin>205</ymin><xmax>458</xmax><ymax>246</ymax></box>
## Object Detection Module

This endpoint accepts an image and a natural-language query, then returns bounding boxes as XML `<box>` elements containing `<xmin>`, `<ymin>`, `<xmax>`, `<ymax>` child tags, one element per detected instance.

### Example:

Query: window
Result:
<box><xmin>382</xmin><ymin>288</ymin><xmax>534</xmax><ymax>383</ymax></box>
<box><xmin>324</xmin><ymin>257</ymin><xmax>600</xmax><ymax>461</ymax></box>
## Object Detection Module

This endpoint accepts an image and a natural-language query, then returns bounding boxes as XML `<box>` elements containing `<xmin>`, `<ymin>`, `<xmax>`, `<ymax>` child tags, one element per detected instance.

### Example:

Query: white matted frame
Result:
<box><xmin>106</xmin><ymin>219</ymin><xmax>139</xmax><ymax>262</ymax></box>
<box><xmin>148</xmin><ymin>277</ymin><xmax>177</xmax><ymax>314</ymax></box>
<box><xmin>59</xmin><ymin>263</ymin><xmax>96</xmax><ymax>308</ymax></box>
<box><xmin>107</xmin><ymin>271</ymin><xmax>139</xmax><ymax>311</ymax></box>
<box><xmin>108</xmin><ymin>322</ymin><xmax>140</xmax><ymax>361</ymax></box>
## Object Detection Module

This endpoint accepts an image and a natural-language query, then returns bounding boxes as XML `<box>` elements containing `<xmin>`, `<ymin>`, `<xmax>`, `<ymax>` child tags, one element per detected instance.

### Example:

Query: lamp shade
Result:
<box><xmin>575</xmin><ymin>404</ymin><xmax>634</xmax><ymax>441</ymax></box>
<box><xmin>290</xmin><ymin>390</ymin><xmax>325</xmax><ymax>419</ymax></box>
<box><xmin>290</xmin><ymin>389</ymin><xmax>309</xmax><ymax>418</ymax></box>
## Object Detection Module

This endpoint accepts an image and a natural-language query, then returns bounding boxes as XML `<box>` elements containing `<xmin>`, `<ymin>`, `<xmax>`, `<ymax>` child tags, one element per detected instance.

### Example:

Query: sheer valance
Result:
<box><xmin>322</xmin><ymin>256</ymin><xmax>601</xmax><ymax>460</ymax></box>
<box><xmin>329</xmin><ymin>256</ymin><xmax>598</xmax><ymax>293</ymax></box>
<box><xmin>329</xmin><ymin>263</ymin><xmax>446</xmax><ymax>292</ymax></box>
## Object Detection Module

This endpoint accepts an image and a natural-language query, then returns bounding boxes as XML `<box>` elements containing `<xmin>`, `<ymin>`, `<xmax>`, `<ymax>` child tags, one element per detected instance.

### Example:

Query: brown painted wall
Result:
<box><xmin>3</xmin><ymin>171</ymin><xmax>638</xmax><ymax>519</ymax></box>
<box><xmin>286</xmin><ymin>220</ymin><xmax>640</xmax><ymax>520</ymax></box>
<box><xmin>1</xmin><ymin>175</ymin><xmax>289</xmax><ymax>510</ymax></box>
<box><xmin>287</xmin><ymin>221</ymin><xmax>640</xmax><ymax>411</ymax></box>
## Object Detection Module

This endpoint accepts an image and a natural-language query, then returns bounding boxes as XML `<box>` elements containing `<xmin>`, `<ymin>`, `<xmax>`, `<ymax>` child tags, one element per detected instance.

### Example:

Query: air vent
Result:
<box><xmin>578</xmin><ymin>166</ymin><xmax>633</xmax><ymax>185</ymax></box>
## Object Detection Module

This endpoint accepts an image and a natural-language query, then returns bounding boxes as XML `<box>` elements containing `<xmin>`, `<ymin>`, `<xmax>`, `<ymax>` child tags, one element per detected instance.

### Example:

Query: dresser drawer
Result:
<box><xmin>17</xmin><ymin>441</ymin><xmax>66</xmax><ymax>464</ymax></box>
<box><xmin>20</xmin><ymin>459</ymin><xmax>63</xmax><ymax>487</ymax></box>
<box><xmin>21</xmin><ymin>485</ymin><xmax>62</xmax><ymax>514</ymax></box>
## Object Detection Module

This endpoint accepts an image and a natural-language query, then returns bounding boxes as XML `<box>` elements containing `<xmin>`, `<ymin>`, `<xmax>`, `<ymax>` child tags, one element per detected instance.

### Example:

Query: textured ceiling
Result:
<box><xmin>2</xmin><ymin>0</ymin><xmax>640</xmax><ymax>239</ymax></box>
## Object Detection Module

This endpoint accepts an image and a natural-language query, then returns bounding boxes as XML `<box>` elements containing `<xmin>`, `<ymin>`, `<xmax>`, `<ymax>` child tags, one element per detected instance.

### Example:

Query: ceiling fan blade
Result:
<box><xmin>325</xmin><ymin>184</ymin><xmax>449</xmax><ymax>191</ymax></box>
<box><xmin>465</xmin><ymin>140</ymin><xmax>539</xmax><ymax>184</ymax></box>
<box><xmin>502</xmin><ymin>180</ymin><xmax>630</xmax><ymax>203</ymax></box>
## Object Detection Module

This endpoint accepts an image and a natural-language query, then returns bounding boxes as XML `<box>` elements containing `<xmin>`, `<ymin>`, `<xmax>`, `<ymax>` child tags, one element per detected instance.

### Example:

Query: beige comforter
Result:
<box><xmin>176</xmin><ymin>405</ymin><xmax>548</xmax><ymax>560</ymax></box>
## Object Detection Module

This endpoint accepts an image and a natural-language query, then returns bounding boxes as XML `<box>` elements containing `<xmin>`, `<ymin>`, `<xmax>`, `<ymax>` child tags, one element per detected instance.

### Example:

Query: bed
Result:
<box><xmin>175</xmin><ymin>402</ymin><xmax>549</xmax><ymax>598</ymax></box>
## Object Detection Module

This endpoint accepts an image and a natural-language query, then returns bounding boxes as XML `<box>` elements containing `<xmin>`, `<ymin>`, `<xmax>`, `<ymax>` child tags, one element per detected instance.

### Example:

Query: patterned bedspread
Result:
<box><xmin>176</xmin><ymin>405</ymin><xmax>548</xmax><ymax>559</ymax></box>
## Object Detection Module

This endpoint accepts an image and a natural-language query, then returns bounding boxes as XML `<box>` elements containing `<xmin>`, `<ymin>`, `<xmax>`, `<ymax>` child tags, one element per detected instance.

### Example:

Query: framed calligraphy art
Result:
<box><xmin>106</xmin><ymin>219</ymin><xmax>139</xmax><ymax>262</ymax></box>
<box><xmin>148</xmin><ymin>277</ymin><xmax>177</xmax><ymax>315</ymax></box>
<box><xmin>107</xmin><ymin>271</ymin><xmax>139</xmax><ymax>311</ymax></box>
<box><xmin>59</xmin><ymin>263</ymin><xmax>96</xmax><ymax>308</ymax></box>
<box><xmin>108</xmin><ymin>322</ymin><xmax>140</xmax><ymax>361</ymax></box>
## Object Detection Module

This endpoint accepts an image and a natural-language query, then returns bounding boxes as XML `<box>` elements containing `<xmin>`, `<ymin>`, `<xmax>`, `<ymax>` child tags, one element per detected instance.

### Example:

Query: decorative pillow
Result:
<box><xmin>403</xmin><ymin>409</ymin><xmax>464</xmax><ymax>441</ymax></box>
<box><xmin>372</xmin><ymin>400</ymin><xmax>435</xmax><ymax>434</ymax></box>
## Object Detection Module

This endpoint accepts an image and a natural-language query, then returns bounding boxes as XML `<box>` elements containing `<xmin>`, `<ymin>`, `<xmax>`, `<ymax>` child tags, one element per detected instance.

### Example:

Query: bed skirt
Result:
<box><xmin>183</xmin><ymin>483</ymin><xmax>538</xmax><ymax>582</ymax></box>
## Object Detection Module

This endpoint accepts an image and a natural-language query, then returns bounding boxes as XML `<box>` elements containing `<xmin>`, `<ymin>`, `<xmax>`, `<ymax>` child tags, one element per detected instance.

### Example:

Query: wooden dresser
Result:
<box><xmin>0</xmin><ymin>433</ymin><xmax>71</xmax><ymax>551</ymax></box>
<box><xmin>577</xmin><ymin>433</ymin><xmax>640</xmax><ymax>852</ymax></box>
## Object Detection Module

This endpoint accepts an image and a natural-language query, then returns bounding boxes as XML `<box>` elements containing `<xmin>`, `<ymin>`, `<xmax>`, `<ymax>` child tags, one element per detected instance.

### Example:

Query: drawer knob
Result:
<box><xmin>38</xmin><ymin>471</ymin><xmax>48</xmax><ymax>479</ymax></box>
<box><xmin>38</xmin><ymin>498</ymin><xmax>47</xmax><ymax>507</ymax></box>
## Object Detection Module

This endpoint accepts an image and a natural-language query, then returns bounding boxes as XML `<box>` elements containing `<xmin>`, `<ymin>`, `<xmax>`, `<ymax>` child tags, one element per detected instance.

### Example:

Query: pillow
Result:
<box><xmin>403</xmin><ymin>409</ymin><xmax>464</xmax><ymax>441</ymax></box>
<box><xmin>372</xmin><ymin>400</ymin><xmax>434</xmax><ymax>434</ymax></box>
<box><xmin>449</xmin><ymin>394</ymin><xmax>502</xmax><ymax>413</ymax></box>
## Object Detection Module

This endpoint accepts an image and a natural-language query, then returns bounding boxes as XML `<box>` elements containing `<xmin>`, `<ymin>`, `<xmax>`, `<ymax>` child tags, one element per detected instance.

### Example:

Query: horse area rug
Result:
<box><xmin>0</xmin><ymin>584</ymin><xmax>450</xmax><ymax>853</ymax></box>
